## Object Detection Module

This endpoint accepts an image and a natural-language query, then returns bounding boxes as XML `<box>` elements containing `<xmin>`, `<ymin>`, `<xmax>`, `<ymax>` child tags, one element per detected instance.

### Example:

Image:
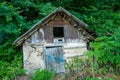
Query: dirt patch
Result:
<box><xmin>16</xmin><ymin>75</ymin><xmax>31</xmax><ymax>80</ymax></box>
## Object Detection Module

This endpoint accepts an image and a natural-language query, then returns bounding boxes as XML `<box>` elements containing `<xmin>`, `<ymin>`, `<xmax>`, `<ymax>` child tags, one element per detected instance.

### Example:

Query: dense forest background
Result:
<box><xmin>0</xmin><ymin>0</ymin><xmax>120</xmax><ymax>79</ymax></box>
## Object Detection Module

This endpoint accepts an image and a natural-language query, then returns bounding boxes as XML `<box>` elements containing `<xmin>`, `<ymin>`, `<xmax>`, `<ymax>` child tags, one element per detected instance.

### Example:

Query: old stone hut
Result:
<box><xmin>13</xmin><ymin>7</ymin><xmax>96</xmax><ymax>74</ymax></box>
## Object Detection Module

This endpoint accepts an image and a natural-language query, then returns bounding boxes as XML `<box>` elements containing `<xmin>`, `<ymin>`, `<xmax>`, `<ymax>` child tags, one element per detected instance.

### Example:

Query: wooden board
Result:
<box><xmin>45</xmin><ymin>46</ymin><xmax>65</xmax><ymax>73</ymax></box>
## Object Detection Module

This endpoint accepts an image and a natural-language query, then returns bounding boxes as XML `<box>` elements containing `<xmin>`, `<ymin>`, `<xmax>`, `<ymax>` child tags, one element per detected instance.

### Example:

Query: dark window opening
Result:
<box><xmin>53</xmin><ymin>27</ymin><xmax>64</xmax><ymax>38</ymax></box>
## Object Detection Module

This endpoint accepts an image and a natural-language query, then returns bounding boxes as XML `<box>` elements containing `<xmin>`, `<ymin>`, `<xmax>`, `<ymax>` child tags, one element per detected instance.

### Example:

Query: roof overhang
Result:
<box><xmin>13</xmin><ymin>7</ymin><xmax>96</xmax><ymax>46</ymax></box>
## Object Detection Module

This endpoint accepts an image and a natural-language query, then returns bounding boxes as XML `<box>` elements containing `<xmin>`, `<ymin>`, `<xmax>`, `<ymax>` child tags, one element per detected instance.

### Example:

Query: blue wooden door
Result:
<box><xmin>45</xmin><ymin>46</ymin><xmax>65</xmax><ymax>73</ymax></box>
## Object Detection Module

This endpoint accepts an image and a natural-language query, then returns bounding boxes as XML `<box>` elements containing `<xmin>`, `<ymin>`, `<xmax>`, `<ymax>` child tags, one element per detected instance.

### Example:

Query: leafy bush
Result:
<box><xmin>87</xmin><ymin>28</ymin><xmax>120</xmax><ymax>73</ymax></box>
<box><xmin>0</xmin><ymin>55</ymin><xmax>25</xmax><ymax>80</ymax></box>
<box><xmin>31</xmin><ymin>69</ymin><xmax>55</xmax><ymax>80</ymax></box>
<box><xmin>64</xmin><ymin>57</ymin><xmax>91</xmax><ymax>80</ymax></box>
<box><xmin>86</xmin><ymin>77</ymin><xmax>114</xmax><ymax>80</ymax></box>
<box><xmin>0</xmin><ymin>1</ymin><xmax>56</xmax><ymax>80</ymax></box>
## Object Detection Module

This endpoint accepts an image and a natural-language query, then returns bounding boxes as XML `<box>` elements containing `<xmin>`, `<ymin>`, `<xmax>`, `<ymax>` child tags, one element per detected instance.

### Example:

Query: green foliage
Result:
<box><xmin>0</xmin><ymin>0</ymin><xmax>120</xmax><ymax>79</ymax></box>
<box><xmin>0</xmin><ymin>55</ymin><xmax>25</xmax><ymax>80</ymax></box>
<box><xmin>0</xmin><ymin>1</ymin><xmax>56</xmax><ymax>79</ymax></box>
<box><xmin>38</xmin><ymin>3</ymin><xmax>56</xmax><ymax>17</ymax></box>
<box><xmin>64</xmin><ymin>57</ymin><xmax>91</xmax><ymax>80</ymax></box>
<box><xmin>86</xmin><ymin>77</ymin><xmax>114</xmax><ymax>80</ymax></box>
<box><xmin>31</xmin><ymin>69</ymin><xmax>55</xmax><ymax>80</ymax></box>
<box><xmin>87</xmin><ymin>28</ymin><xmax>120</xmax><ymax>73</ymax></box>
<box><xmin>86</xmin><ymin>77</ymin><xmax>102</xmax><ymax>80</ymax></box>
<box><xmin>61</xmin><ymin>57</ymin><xmax>116</xmax><ymax>80</ymax></box>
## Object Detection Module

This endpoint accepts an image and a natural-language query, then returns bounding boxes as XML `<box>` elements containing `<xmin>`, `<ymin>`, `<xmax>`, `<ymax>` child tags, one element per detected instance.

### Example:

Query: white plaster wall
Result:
<box><xmin>64</xmin><ymin>47</ymin><xmax>87</xmax><ymax>58</ymax></box>
<box><xmin>22</xmin><ymin>41</ymin><xmax>87</xmax><ymax>74</ymax></box>
<box><xmin>64</xmin><ymin>47</ymin><xmax>87</xmax><ymax>63</ymax></box>
<box><xmin>23</xmin><ymin>44</ymin><xmax>45</xmax><ymax>74</ymax></box>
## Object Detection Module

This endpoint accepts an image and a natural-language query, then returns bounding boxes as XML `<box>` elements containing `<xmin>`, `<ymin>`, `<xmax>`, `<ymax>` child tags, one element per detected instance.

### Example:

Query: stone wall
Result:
<box><xmin>23</xmin><ymin>41</ymin><xmax>87</xmax><ymax>74</ymax></box>
<box><xmin>23</xmin><ymin>44</ymin><xmax>45</xmax><ymax>74</ymax></box>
